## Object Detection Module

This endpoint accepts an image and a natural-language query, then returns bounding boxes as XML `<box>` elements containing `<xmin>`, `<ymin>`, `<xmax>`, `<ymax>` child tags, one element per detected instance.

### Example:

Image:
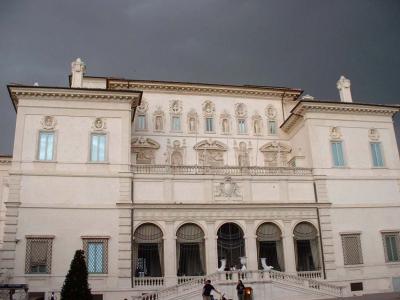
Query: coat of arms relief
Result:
<box><xmin>214</xmin><ymin>176</ymin><xmax>242</xmax><ymax>201</ymax></box>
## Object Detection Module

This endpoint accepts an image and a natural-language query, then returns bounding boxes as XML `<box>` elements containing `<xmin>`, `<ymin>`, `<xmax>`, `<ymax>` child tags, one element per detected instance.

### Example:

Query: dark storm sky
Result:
<box><xmin>0</xmin><ymin>0</ymin><xmax>399</xmax><ymax>154</ymax></box>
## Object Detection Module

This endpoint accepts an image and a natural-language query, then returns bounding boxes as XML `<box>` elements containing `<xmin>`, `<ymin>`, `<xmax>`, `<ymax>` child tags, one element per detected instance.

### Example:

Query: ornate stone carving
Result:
<box><xmin>166</xmin><ymin>139</ymin><xmax>186</xmax><ymax>166</ymax></box>
<box><xmin>265</xmin><ymin>105</ymin><xmax>277</xmax><ymax>119</ymax></box>
<box><xmin>131</xmin><ymin>137</ymin><xmax>160</xmax><ymax>164</ymax></box>
<box><xmin>153</xmin><ymin>106</ymin><xmax>165</xmax><ymax>132</ymax></box>
<box><xmin>329</xmin><ymin>126</ymin><xmax>342</xmax><ymax>140</ymax></box>
<box><xmin>235</xmin><ymin>103</ymin><xmax>247</xmax><ymax>118</ymax></box>
<box><xmin>202</xmin><ymin>100</ymin><xmax>215</xmax><ymax>117</ymax></box>
<box><xmin>41</xmin><ymin>116</ymin><xmax>57</xmax><ymax>130</ymax></box>
<box><xmin>234</xmin><ymin>141</ymin><xmax>252</xmax><ymax>167</ymax></box>
<box><xmin>252</xmin><ymin>112</ymin><xmax>263</xmax><ymax>135</ymax></box>
<box><xmin>170</xmin><ymin>100</ymin><xmax>182</xmax><ymax>114</ymax></box>
<box><xmin>220</xmin><ymin>110</ymin><xmax>231</xmax><ymax>134</ymax></box>
<box><xmin>214</xmin><ymin>176</ymin><xmax>242</xmax><ymax>200</ymax></box>
<box><xmin>368</xmin><ymin>128</ymin><xmax>379</xmax><ymax>141</ymax></box>
<box><xmin>187</xmin><ymin>109</ymin><xmax>198</xmax><ymax>134</ymax></box>
<box><xmin>260</xmin><ymin>141</ymin><xmax>292</xmax><ymax>167</ymax></box>
<box><xmin>92</xmin><ymin>117</ymin><xmax>106</xmax><ymax>131</ymax></box>
<box><xmin>137</xmin><ymin>99</ymin><xmax>149</xmax><ymax>113</ymax></box>
<box><xmin>194</xmin><ymin>139</ymin><xmax>227</xmax><ymax>166</ymax></box>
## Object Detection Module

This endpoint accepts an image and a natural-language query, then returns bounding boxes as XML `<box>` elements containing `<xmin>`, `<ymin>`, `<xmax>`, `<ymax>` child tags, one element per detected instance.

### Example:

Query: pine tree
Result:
<box><xmin>61</xmin><ymin>249</ymin><xmax>92</xmax><ymax>300</ymax></box>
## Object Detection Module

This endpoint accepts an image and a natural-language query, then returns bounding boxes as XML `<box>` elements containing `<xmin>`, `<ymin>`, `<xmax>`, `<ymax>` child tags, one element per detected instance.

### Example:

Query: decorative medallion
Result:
<box><xmin>170</xmin><ymin>100</ymin><xmax>182</xmax><ymax>114</ymax></box>
<box><xmin>93</xmin><ymin>118</ymin><xmax>106</xmax><ymax>131</ymax></box>
<box><xmin>368</xmin><ymin>128</ymin><xmax>379</xmax><ymax>141</ymax></box>
<box><xmin>235</xmin><ymin>103</ymin><xmax>247</xmax><ymax>117</ymax></box>
<box><xmin>329</xmin><ymin>126</ymin><xmax>342</xmax><ymax>140</ymax></box>
<box><xmin>215</xmin><ymin>176</ymin><xmax>242</xmax><ymax>199</ymax></box>
<box><xmin>137</xmin><ymin>99</ymin><xmax>149</xmax><ymax>113</ymax></box>
<box><xmin>41</xmin><ymin>116</ymin><xmax>57</xmax><ymax>130</ymax></box>
<box><xmin>202</xmin><ymin>100</ymin><xmax>215</xmax><ymax>116</ymax></box>
<box><xmin>265</xmin><ymin>105</ymin><xmax>277</xmax><ymax>119</ymax></box>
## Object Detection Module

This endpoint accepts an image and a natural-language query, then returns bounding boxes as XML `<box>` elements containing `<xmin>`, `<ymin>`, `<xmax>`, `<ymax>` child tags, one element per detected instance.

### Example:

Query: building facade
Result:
<box><xmin>0</xmin><ymin>59</ymin><xmax>399</xmax><ymax>299</ymax></box>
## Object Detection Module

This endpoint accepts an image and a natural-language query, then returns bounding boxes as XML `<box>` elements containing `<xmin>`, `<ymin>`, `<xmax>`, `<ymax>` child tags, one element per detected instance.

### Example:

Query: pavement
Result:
<box><xmin>326</xmin><ymin>292</ymin><xmax>400</xmax><ymax>300</ymax></box>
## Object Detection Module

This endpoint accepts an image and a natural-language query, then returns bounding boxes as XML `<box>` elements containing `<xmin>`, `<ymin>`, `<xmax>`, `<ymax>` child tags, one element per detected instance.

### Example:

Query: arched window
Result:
<box><xmin>217</xmin><ymin>223</ymin><xmax>245</xmax><ymax>270</ymax></box>
<box><xmin>133</xmin><ymin>223</ymin><xmax>164</xmax><ymax>277</ymax></box>
<box><xmin>176</xmin><ymin>223</ymin><xmax>205</xmax><ymax>276</ymax></box>
<box><xmin>293</xmin><ymin>222</ymin><xmax>321</xmax><ymax>272</ymax></box>
<box><xmin>256</xmin><ymin>223</ymin><xmax>284</xmax><ymax>271</ymax></box>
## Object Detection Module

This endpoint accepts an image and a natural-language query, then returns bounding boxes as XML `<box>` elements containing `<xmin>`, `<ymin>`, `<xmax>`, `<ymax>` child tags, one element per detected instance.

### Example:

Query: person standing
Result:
<box><xmin>202</xmin><ymin>279</ymin><xmax>221</xmax><ymax>300</ymax></box>
<box><xmin>236</xmin><ymin>279</ymin><xmax>245</xmax><ymax>300</ymax></box>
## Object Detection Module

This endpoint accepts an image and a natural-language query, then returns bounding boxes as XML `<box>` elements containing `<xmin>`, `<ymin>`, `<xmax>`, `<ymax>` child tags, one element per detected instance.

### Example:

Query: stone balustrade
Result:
<box><xmin>297</xmin><ymin>270</ymin><xmax>323</xmax><ymax>280</ymax></box>
<box><xmin>133</xmin><ymin>276</ymin><xmax>164</xmax><ymax>287</ymax></box>
<box><xmin>132</xmin><ymin>164</ymin><xmax>312</xmax><ymax>176</ymax></box>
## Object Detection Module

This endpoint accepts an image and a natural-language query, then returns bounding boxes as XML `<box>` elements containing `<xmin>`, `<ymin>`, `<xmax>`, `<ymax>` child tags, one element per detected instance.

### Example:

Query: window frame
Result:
<box><xmin>341</xmin><ymin>233</ymin><xmax>363</xmax><ymax>266</ymax></box>
<box><xmin>330</xmin><ymin>140</ymin><xmax>346</xmax><ymax>167</ymax></box>
<box><xmin>170</xmin><ymin>115</ymin><xmax>182</xmax><ymax>132</ymax></box>
<box><xmin>25</xmin><ymin>236</ymin><xmax>54</xmax><ymax>274</ymax></box>
<box><xmin>205</xmin><ymin>117</ymin><xmax>215</xmax><ymax>133</ymax></box>
<box><xmin>82</xmin><ymin>238</ymin><xmax>109</xmax><ymax>274</ymax></box>
<box><xmin>37</xmin><ymin>130</ymin><xmax>56</xmax><ymax>161</ymax></box>
<box><xmin>237</xmin><ymin>118</ymin><xmax>247</xmax><ymax>134</ymax></box>
<box><xmin>135</xmin><ymin>114</ymin><xmax>147</xmax><ymax>131</ymax></box>
<box><xmin>370</xmin><ymin>142</ymin><xmax>385</xmax><ymax>168</ymax></box>
<box><xmin>89</xmin><ymin>133</ymin><xmax>108</xmax><ymax>163</ymax></box>
<box><xmin>267</xmin><ymin>120</ymin><xmax>277</xmax><ymax>135</ymax></box>
<box><xmin>382</xmin><ymin>231</ymin><xmax>400</xmax><ymax>263</ymax></box>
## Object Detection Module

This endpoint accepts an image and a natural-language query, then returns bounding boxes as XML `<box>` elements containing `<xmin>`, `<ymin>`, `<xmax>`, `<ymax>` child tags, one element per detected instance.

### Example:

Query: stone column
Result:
<box><xmin>205</xmin><ymin>221</ymin><xmax>218</xmax><ymax>274</ymax></box>
<box><xmin>282</xmin><ymin>220</ymin><xmax>296</xmax><ymax>273</ymax></box>
<box><xmin>163</xmin><ymin>222</ymin><xmax>177</xmax><ymax>286</ymax></box>
<box><xmin>244</xmin><ymin>221</ymin><xmax>258</xmax><ymax>270</ymax></box>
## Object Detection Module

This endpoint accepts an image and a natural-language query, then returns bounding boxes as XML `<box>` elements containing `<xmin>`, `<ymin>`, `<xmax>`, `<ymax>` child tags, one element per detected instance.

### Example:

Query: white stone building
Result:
<box><xmin>0</xmin><ymin>59</ymin><xmax>399</xmax><ymax>300</ymax></box>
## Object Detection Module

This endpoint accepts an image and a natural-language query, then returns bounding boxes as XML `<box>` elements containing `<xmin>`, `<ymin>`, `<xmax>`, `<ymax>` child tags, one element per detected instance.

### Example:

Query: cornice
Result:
<box><xmin>0</xmin><ymin>156</ymin><xmax>12</xmax><ymax>164</ymax></box>
<box><xmin>7</xmin><ymin>85</ymin><xmax>142</xmax><ymax>111</ymax></box>
<box><xmin>281</xmin><ymin>101</ymin><xmax>400</xmax><ymax>132</ymax></box>
<box><xmin>108</xmin><ymin>79</ymin><xmax>302</xmax><ymax>100</ymax></box>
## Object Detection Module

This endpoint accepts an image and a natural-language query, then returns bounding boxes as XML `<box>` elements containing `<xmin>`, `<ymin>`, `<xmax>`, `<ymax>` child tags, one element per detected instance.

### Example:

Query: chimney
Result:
<box><xmin>71</xmin><ymin>58</ymin><xmax>86</xmax><ymax>88</ymax></box>
<box><xmin>336</xmin><ymin>75</ymin><xmax>352</xmax><ymax>102</ymax></box>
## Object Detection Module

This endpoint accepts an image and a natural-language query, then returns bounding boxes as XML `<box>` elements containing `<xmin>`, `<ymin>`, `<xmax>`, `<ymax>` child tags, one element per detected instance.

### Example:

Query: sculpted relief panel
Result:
<box><xmin>131</xmin><ymin>137</ymin><xmax>160</xmax><ymax>164</ymax></box>
<box><xmin>194</xmin><ymin>139</ymin><xmax>227</xmax><ymax>166</ymax></box>
<box><xmin>214</xmin><ymin>176</ymin><xmax>242</xmax><ymax>201</ymax></box>
<box><xmin>260</xmin><ymin>141</ymin><xmax>292</xmax><ymax>167</ymax></box>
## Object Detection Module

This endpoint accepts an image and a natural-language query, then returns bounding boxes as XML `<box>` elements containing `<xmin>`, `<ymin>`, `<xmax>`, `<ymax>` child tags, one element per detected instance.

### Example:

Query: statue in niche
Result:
<box><xmin>253</xmin><ymin>119</ymin><xmax>261</xmax><ymax>135</ymax></box>
<box><xmin>189</xmin><ymin>117</ymin><xmax>196</xmax><ymax>132</ymax></box>
<box><xmin>222</xmin><ymin>118</ymin><xmax>230</xmax><ymax>133</ymax></box>
<box><xmin>171</xmin><ymin>150</ymin><xmax>183</xmax><ymax>166</ymax></box>
<box><xmin>155</xmin><ymin>116</ymin><xmax>163</xmax><ymax>131</ymax></box>
<box><xmin>237</xmin><ymin>142</ymin><xmax>250</xmax><ymax>167</ymax></box>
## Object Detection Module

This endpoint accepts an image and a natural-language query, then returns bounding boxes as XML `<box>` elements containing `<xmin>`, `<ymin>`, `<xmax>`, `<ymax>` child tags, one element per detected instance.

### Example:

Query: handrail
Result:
<box><xmin>131</xmin><ymin>164</ymin><xmax>312</xmax><ymax>176</ymax></box>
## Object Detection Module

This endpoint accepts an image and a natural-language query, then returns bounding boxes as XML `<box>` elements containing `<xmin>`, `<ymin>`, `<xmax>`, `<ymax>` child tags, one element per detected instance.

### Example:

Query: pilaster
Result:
<box><xmin>205</xmin><ymin>221</ymin><xmax>217</xmax><ymax>273</ymax></box>
<box><xmin>244</xmin><ymin>221</ymin><xmax>257</xmax><ymax>270</ymax></box>
<box><xmin>282</xmin><ymin>220</ymin><xmax>296</xmax><ymax>273</ymax></box>
<box><xmin>318</xmin><ymin>208</ymin><xmax>337</xmax><ymax>279</ymax></box>
<box><xmin>163</xmin><ymin>221</ymin><xmax>177</xmax><ymax>286</ymax></box>
<box><xmin>117</xmin><ymin>208</ymin><xmax>131</xmax><ymax>288</ymax></box>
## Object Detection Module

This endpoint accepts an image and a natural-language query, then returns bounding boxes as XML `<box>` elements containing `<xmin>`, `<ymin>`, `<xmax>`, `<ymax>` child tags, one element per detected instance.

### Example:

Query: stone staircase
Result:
<box><xmin>133</xmin><ymin>270</ymin><xmax>345</xmax><ymax>300</ymax></box>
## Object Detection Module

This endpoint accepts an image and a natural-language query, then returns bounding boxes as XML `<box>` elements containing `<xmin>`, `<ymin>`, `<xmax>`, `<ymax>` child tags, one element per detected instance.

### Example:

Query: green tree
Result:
<box><xmin>61</xmin><ymin>250</ymin><xmax>92</xmax><ymax>300</ymax></box>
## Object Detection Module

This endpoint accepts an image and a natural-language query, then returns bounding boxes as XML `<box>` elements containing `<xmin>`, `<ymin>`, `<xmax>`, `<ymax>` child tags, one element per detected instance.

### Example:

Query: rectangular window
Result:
<box><xmin>341</xmin><ymin>234</ymin><xmax>363</xmax><ymax>265</ymax></box>
<box><xmin>90</xmin><ymin>134</ymin><xmax>106</xmax><ymax>162</ymax></box>
<box><xmin>171</xmin><ymin>116</ymin><xmax>181</xmax><ymax>131</ymax></box>
<box><xmin>370</xmin><ymin>142</ymin><xmax>384</xmax><ymax>167</ymax></box>
<box><xmin>331</xmin><ymin>141</ymin><xmax>345</xmax><ymax>167</ymax></box>
<box><xmin>25</xmin><ymin>237</ymin><xmax>53</xmax><ymax>274</ymax></box>
<box><xmin>83</xmin><ymin>239</ymin><xmax>108</xmax><ymax>274</ymax></box>
<box><xmin>238</xmin><ymin>119</ymin><xmax>247</xmax><ymax>134</ymax></box>
<box><xmin>382</xmin><ymin>232</ymin><xmax>400</xmax><ymax>262</ymax></box>
<box><xmin>205</xmin><ymin>117</ymin><xmax>214</xmax><ymax>132</ymax></box>
<box><xmin>136</xmin><ymin>115</ymin><xmax>146</xmax><ymax>130</ymax></box>
<box><xmin>268</xmin><ymin>120</ymin><xmax>277</xmax><ymax>135</ymax></box>
<box><xmin>38</xmin><ymin>131</ymin><xmax>54</xmax><ymax>160</ymax></box>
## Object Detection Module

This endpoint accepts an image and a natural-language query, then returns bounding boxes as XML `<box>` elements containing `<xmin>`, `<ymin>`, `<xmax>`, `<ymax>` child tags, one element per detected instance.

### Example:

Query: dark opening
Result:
<box><xmin>350</xmin><ymin>282</ymin><xmax>363</xmax><ymax>291</ymax></box>
<box><xmin>217</xmin><ymin>223</ymin><xmax>245</xmax><ymax>270</ymax></box>
<box><xmin>178</xmin><ymin>243</ymin><xmax>203</xmax><ymax>276</ymax></box>
<box><xmin>258</xmin><ymin>241</ymin><xmax>281</xmax><ymax>271</ymax></box>
<box><xmin>92</xmin><ymin>295</ymin><xmax>103</xmax><ymax>300</ymax></box>
<box><xmin>136</xmin><ymin>244</ymin><xmax>161</xmax><ymax>277</ymax></box>
<box><xmin>296</xmin><ymin>240</ymin><xmax>316</xmax><ymax>271</ymax></box>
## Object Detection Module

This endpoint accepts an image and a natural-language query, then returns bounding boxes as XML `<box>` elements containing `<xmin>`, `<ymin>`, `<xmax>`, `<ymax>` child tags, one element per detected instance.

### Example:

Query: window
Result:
<box><xmin>268</xmin><ymin>120</ymin><xmax>277</xmax><ymax>135</ymax></box>
<box><xmin>382</xmin><ymin>232</ymin><xmax>400</xmax><ymax>262</ymax></box>
<box><xmin>238</xmin><ymin>119</ymin><xmax>247</xmax><ymax>134</ymax></box>
<box><xmin>136</xmin><ymin>115</ymin><xmax>146</xmax><ymax>131</ymax></box>
<box><xmin>205</xmin><ymin>117</ymin><xmax>214</xmax><ymax>132</ymax></box>
<box><xmin>171</xmin><ymin>116</ymin><xmax>181</xmax><ymax>131</ymax></box>
<box><xmin>83</xmin><ymin>239</ymin><xmax>108</xmax><ymax>274</ymax></box>
<box><xmin>341</xmin><ymin>234</ymin><xmax>363</xmax><ymax>265</ymax></box>
<box><xmin>331</xmin><ymin>141</ymin><xmax>345</xmax><ymax>167</ymax></box>
<box><xmin>370</xmin><ymin>142</ymin><xmax>384</xmax><ymax>167</ymax></box>
<box><xmin>25</xmin><ymin>237</ymin><xmax>53</xmax><ymax>274</ymax></box>
<box><xmin>38</xmin><ymin>131</ymin><xmax>54</xmax><ymax>160</ymax></box>
<box><xmin>90</xmin><ymin>134</ymin><xmax>107</xmax><ymax>162</ymax></box>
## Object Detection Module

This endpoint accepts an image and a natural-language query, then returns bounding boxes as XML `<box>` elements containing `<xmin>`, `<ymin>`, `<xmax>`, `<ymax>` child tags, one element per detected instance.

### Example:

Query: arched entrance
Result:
<box><xmin>293</xmin><ymin>222</ymin><xmax>321</xmax><ymax>271</ymax></box>
<box><xmin>176</xmin><ymin>223</ymin><xmax>206</xmax><ymax>276</ymax></box>
<box><xmin>133</xmin><ymin>223</ymin><xmax>164</xmax><ymax>277</ymax></box>
<box><xmin>256</xmin><ymin>222</ymin><xmax>284</xmax><ymax>271</ymax></box>
<box><xmin>217</xmin><ymin>223</ymin><xmax>245</xmax><ymax>270</ymax></box>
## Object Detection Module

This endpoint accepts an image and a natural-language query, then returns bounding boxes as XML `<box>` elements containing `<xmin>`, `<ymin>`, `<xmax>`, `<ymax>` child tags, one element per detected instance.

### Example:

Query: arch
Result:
<box><xmin>133</xmin><ymin>223</ymin><xmax>164</xmax><ymax>277</ymax></box>
<box><xmin>217</xmin><ymin>222</ymin><xmax>246</xmax><ymax>271</ymax></box>
<box><xmin>256</xmin><ymin>222</ymin><xmax>284</xmax><ymax>271</ymax></box>
<box><xmin>176</xmin><ymin>223</ymin><xmax>206</xmax><ymax>276</ymax></box>
<box><xmin>215</xmin><ymin>220</ymin><xmax>245</xmax><ymax>236</ymax></box>
<box><xmin>293</xmin><ymin>222</ymin><xmax>321</xmax><ymax>272</ymax></box>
